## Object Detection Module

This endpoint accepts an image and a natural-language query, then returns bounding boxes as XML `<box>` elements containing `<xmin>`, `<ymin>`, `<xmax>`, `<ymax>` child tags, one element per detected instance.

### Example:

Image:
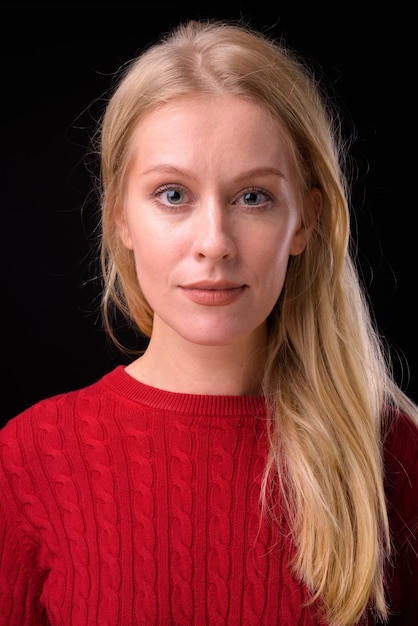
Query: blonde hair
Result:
<box><xmin>97</xmin><ymin>19</ymin><xmax>418</xmax><ymax>625</ymax></box>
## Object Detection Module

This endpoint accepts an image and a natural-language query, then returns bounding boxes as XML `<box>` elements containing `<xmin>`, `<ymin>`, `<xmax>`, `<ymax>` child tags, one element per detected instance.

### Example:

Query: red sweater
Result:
<box><xmin>0</xmin><ymin>366</ymin><xmax>417</xmax><ymax>625</ymax></box>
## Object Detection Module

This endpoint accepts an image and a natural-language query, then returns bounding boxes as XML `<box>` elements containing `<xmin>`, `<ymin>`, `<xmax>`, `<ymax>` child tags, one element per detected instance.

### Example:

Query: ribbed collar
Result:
<box><xmin>101</xmin><ymin>365</ymin><xmax>267</xmax><ymax>417</ymax></box>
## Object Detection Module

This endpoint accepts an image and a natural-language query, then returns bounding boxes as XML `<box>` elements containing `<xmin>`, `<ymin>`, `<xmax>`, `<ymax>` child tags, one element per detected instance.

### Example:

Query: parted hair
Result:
<box><xmin>97</xmin><ymin>18</ymin><xmax>418</xmax><ymax>625</ymax></box>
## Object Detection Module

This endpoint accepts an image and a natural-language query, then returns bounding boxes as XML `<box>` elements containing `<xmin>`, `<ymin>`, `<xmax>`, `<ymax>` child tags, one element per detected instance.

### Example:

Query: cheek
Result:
<box><xmin>129</xmin><ymin>227</ymin><xmax>177</xmax><ymax>294</ymax></box>
<box><xmin>256</xmin><ymin>226</ymin><xmax>295</xmax><ymax>270</ymax></box>
<box><xmin>132</xmin><ymin>244</ymin><xmax>160</xmax><ymax>279</ymax></box>
<box><xmin>255</xmin><ymin>237</ymin><xmax>293</xmax><ymax>297</ymax></box>
<box><xmin>267</xmin><ymin>252</ymin><xmax>290</xmax><ymax>289</ymax></box>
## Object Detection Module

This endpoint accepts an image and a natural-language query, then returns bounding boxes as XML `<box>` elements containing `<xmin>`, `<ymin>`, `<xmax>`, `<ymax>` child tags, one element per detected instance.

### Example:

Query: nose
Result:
<box><xmin>191</xmin><ymin>200</ymin><xmax>237</xmax><ymax>262</ymax></box>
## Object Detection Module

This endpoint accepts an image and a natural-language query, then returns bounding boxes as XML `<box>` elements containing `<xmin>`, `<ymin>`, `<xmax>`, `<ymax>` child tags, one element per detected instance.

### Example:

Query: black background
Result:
<box><xmin>2</xmin><ymin>5</ymin><xmax>417</xmax><ymax>426</ymax></box>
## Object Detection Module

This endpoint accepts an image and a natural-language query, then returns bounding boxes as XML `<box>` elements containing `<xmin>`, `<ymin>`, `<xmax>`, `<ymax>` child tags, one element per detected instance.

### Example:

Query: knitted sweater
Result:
<box><xmin>0</xmin><ymin>366</ymin><xmax>417</xmax><ymax>626</ymax></box>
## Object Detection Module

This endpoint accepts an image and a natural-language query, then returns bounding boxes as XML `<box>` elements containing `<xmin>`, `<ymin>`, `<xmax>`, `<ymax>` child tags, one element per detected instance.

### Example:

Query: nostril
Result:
<box><xmin>192</xmin><ymin>222</ymin><xmax>237</xmax><ymax>261</ymax></box>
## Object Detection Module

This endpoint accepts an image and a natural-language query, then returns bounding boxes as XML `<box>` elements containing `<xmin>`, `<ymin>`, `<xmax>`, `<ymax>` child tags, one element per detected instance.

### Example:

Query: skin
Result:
<box><xmin>117</xmin><ymin>95</ymin><xmax>320</xmax><ymax>395</ymax></box>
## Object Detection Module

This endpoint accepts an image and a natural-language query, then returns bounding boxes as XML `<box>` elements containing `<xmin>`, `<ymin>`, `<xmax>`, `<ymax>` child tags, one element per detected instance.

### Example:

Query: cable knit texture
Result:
<box><xmin>0</xmin><ymin>366</ymin><xmax>417</xmax><ymax>625</ymax></box>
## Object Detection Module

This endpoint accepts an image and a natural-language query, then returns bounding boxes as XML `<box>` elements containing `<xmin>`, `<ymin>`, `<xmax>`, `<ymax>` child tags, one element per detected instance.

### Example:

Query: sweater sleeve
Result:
<box><xmin>0</xmin><ymin>416</ymin><xmax>49</xmax><ymax>626</ymax></box>
<box><xmin>384</xmin><ymin>410</ymin><xmax>418</xmax><ymax>625</ymax></box>
<box><xmin>0</xmin><ymin>503</ymin><xmax>49</xmax><ymax>625</ymax></box>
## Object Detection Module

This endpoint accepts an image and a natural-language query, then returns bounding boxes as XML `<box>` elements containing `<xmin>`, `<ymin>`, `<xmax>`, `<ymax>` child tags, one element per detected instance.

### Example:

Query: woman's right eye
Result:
<box><xmin>153</xmin><ymin>185</ymin><xmax>188</xmax><ymax>208</ymax></box>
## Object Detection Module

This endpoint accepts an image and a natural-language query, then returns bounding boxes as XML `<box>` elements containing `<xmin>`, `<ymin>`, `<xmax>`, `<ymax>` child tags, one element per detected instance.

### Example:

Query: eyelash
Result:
<box><xmin>151</xmin><ymin>184</ymin><xmax>274</xmax><ymax>211</ymax></box>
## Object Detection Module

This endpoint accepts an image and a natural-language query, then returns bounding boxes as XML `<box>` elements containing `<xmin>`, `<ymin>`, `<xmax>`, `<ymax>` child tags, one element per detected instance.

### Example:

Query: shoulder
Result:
<box><xmin>0</xmin><ymin>367</ymin><xmax>123</xmax><ymax>448</ymax></box>
<box><xmin>383</xmin><ymin>409</ymin><xmax>418</xmax><ymax>620</ymax></box>
<box><xmin>0</xmin><ymin>368</ymin><xmax>123</xmax><ymax>518</ymax></box>
<box><xmin>383</xmin><ymin>408</ymin><xmax>418</xmax><ymax>477</ymax></box>
<box><xmin>383</xmin><ymin>408</ymin><xmax>418</xmax><ymax>536</ymax></box>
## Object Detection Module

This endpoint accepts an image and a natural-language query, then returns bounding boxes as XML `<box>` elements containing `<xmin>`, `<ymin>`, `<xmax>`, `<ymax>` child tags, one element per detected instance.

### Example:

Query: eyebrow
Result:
<box><xmin>140</xmin><ymin>164</ymin><xmax>286</xmax><ymax>180</ymax></box>
<box><xmin>233</xmin><ymin>167</ymin><xmax>286</xmax><ymax>182</ymax></box>
<box><xmin>140</xmin><ymin>165</ymin><xmax>196</xmax><ymax>178</ymax></box>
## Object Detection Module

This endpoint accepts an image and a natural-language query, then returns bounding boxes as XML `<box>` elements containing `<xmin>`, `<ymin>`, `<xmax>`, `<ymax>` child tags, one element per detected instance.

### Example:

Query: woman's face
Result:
<box><xmin>118</xmin><ymin>95</ymin><xmax>317</xmax><ymax>351</ymax></box>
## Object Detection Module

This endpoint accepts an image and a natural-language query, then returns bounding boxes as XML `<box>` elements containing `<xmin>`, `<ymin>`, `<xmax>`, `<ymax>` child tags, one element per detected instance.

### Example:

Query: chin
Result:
<box><xmin>179</xmin><ymin>326</ymin><xmax>259</xmax><ymax>349</ymax></box>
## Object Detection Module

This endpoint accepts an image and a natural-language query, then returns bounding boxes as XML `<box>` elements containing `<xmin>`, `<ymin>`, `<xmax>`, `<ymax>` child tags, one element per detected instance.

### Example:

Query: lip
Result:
<box><xmin>180</xmin><ymin>281</ymin><xmax>247</xmax><ymax>306</ymax></box>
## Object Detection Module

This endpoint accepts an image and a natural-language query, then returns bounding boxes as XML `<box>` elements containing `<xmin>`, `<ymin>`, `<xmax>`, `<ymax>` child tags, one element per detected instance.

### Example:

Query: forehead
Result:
<box><xmin>128</xmin><ymin>94</ymin><xmax>295</xmax><ymax>175</ymax></box>
<box><xmin>134</xmin><ymin>93</ymin><xmax>281</xmax><ymax>136</ymax></box>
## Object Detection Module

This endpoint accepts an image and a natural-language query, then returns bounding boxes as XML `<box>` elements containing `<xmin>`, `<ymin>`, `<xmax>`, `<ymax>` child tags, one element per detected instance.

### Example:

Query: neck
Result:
<box><xmin>126</xmin><ymin>329</ymin><xmax>267</xmax><ymax>396</ymax></box>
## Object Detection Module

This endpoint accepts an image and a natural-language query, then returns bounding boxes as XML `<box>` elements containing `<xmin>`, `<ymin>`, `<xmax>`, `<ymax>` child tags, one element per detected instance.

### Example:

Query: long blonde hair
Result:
<box><xmin>97</xmin><ymin>19</ymin><xmax>418</xmax><ymax>625</ymax></box>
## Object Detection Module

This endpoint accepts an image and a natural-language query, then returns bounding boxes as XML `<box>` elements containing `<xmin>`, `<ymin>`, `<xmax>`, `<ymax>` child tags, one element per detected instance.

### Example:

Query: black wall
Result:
<box><xmin>2</xmin><ymin>5</ymin><xmax>417</xmax><ymax>425</ymax></box>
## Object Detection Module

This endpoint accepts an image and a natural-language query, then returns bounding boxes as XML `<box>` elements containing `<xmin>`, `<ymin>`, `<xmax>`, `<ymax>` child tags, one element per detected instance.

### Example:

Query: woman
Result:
<box><xmin>0</xmin><ymin>19</ymin><xmax>417</xmax><ymax>626</ymax></box>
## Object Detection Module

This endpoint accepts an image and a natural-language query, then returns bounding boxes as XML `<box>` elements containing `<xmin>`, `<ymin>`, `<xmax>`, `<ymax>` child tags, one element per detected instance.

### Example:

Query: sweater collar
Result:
<box><xmin>102</xmin><ymin>365</ymin><xmax>267</xmax><ymax>417</ymax></box>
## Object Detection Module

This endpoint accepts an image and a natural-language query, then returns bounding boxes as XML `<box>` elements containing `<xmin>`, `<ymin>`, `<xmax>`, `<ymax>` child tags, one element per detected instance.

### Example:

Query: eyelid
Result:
<box><xmin>154</xmin><ymin>183</ymin><xmax>187</xmax><ymax>195</ymax></box>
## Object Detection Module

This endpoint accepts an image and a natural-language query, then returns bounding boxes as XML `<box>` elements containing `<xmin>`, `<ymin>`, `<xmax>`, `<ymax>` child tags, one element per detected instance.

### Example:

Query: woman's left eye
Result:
<box><xmin>237</xmin><ymin>188</ymin><xmax>273</xmax><ymax>208</ymax></box>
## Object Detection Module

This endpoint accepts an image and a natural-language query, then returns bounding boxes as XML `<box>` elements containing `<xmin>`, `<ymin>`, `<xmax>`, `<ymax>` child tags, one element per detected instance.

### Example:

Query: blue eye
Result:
<box><xmin>238</xmin><ymin>188</ymin><xmax>273</xmax><ymax>210</ymax></box>
<box><xmin>152</xmin><ymin>185</ymin><xmax>189</xmax><ymax>210</ymax></box>
<box><xmin>164</xmin><ymin>188</ymin><xmax>184</xmax><ymax>204</ymax></box>
<box><xmin>243</xmin><ymin>191</ymin><xmax>263</xmax><ymax>205</ymax></box>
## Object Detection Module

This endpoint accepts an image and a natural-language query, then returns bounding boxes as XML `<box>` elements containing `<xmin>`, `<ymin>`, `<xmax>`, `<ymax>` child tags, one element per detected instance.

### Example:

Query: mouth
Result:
<box><xmin>180</xmin><ymin>282</ymin><xmax>247</xmax><ymax>306</ymax></box>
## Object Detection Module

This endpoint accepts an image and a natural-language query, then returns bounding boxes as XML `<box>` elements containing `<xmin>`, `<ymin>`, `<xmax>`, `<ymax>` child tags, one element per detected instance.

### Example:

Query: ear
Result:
<box><xmin>115</xmin><ymin>201</ymin><xmax>134</xmax><ymax>250</ymax></box>
<box><xmin>289</xmin><ymin>187</ymin><xmax>322</xmax><ymax>256</ymax></box>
